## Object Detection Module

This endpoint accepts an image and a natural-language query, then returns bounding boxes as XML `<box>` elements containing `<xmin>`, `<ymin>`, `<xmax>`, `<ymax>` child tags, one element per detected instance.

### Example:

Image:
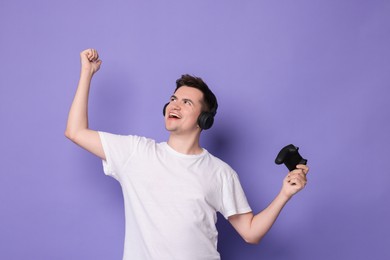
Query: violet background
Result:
<box><xmin>1</xmin><ymin>0</ymin><xmax>389</xmax><ymax>259</ymax></box>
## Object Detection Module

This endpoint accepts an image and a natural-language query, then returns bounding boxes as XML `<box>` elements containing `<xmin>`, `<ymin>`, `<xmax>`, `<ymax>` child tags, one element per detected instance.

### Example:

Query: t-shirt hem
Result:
<box><xmin>223</xmin><ymin>207</ymin><xmax>252</xmax><ymax>219</ymax></box>
<box><xmin>98</xmin><ymin>131</ymin><xmax>114</xmax><ymax>176</ymax></box>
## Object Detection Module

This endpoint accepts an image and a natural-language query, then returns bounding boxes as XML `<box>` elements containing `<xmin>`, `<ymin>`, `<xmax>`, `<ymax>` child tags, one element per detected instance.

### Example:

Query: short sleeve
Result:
<box><xmin>219</xmin><ymin>172</ymin><xmax>252</xmax><ymax>219</ymax></box>
<box><xmin>98</xmin><ymin>131</ymin><xmax>139</xmax><ymax>180</ymax></box>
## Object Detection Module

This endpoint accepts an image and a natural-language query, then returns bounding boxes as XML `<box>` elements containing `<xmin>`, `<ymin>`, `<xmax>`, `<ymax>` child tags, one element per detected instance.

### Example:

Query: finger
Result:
<box><xmin>296</xmin><ymin>171</ymin><xmax>307</xmax><ymax>182</ymax></box>
<box><xmin>91</xmin><ymin>49</ymin><xmax>97</xmax><ymax>61</ymax></box>
<box><xmin>86</xmin><ymin>50</ymin><xmax>93</xmax><ymax>61</ymax></box>
<box><xmin>296</xmin><ymin>164</ymin><xmax>309</xmax><ymax>175</ymax></box>
<box><xmin>287</xmin><ymin>172</ymin><xmax>307</xmax><ymax>184</ymax></box>
<box><xmin>81</xmin><ymin>49</ymin><xmax>91</xmax><ymax>59</ymax></box>
<box><xmin>290</xmin><ymin>168</ymin><xmax>304</xmax><ymax>176</ymax></box>
<box><xmin>87</xmin><ymin>48</ymin><xmax>98</xmax><ymax>61</ymax></box>
<box><xmin>93</xmin><ymin>50</ymin><xmax>100</xmax><ymax>63</ymax></box>
<box><xmin>95</xmin><ymin>59</ymin><xmax>103</xmax><ymax>67</ymax></box>
<box><xmin>93</xmin><ymin>49</ymin><xmax>98</xmax><ymax>60</ymax></box>
<box><xmin>289</xmin><ymin>176</ymin><xmax>306</xmax><ymax>187</ymax></box>
<box><xmin>288</xmin><ymin>176</ymin><xmax>300</xmax><ymax>186</ymax></box>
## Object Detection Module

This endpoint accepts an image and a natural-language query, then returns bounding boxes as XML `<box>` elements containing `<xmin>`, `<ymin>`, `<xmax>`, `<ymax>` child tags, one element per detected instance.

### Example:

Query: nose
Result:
<box><xmin>170</xmin><ymin>101</ymin><xmax>181</xmax><ymax>110</ymax></box>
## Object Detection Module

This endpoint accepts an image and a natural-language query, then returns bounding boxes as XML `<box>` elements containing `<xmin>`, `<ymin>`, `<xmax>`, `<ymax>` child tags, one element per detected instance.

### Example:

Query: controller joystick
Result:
<box><xmin>275</xmin><ymin>144</ymin><xmax>307</xmax><ymax>171</ymax></box>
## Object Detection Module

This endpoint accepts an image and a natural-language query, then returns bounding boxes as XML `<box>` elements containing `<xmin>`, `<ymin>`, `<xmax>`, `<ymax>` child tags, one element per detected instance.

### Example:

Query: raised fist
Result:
<box><xmin>80</xmin><ymin>48</ymin><xmax>102</xmax><ymax>75</ymax></box>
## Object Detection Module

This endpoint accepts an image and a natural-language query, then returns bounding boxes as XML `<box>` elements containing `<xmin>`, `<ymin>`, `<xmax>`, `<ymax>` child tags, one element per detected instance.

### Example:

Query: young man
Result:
<box><xmin>65</xmin><ymin>49</ymin><xmax>309</xmax><ymax>260</ymax></box>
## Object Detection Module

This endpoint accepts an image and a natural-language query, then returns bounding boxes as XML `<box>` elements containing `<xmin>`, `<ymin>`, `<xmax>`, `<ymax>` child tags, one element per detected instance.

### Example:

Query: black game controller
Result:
<box><xmin>275</xmin><ymin>144</ymin><xmax>307</xmax><ymax>171</ymax></box>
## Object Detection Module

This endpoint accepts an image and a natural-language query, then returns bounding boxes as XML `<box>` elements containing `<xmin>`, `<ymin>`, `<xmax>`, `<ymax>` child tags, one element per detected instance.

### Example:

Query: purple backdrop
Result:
<box><xmin>1</xmin><ymin>0</ymin><xmax>389</xmax><ymax>259</ymax></box>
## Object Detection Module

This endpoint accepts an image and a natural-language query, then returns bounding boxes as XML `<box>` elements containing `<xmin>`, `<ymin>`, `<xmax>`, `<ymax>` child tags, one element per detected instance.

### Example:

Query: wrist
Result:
<box><xmin>277</xmin><ymin>190</ymin><xmax>293</xmax><ymax>203</ymax></box>
<box><xmin>80</xmin><ymin>68</ymin><xmax>95</xmax><ymax>78</ymax></box>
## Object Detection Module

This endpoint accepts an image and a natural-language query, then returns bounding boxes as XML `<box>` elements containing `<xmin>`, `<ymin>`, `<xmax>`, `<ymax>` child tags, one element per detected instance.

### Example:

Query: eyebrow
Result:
<box><xmin>170</xmin><ymin>95</ymin><xmax>195</xmax><ymax>104</ymax></box>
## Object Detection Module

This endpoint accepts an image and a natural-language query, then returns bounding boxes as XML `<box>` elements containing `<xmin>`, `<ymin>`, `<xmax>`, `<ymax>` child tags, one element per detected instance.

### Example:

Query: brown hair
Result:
<box><xmin>175</xmin><ymin>74</ymin><xmax>218</xmax><ymax>116</ymax></box>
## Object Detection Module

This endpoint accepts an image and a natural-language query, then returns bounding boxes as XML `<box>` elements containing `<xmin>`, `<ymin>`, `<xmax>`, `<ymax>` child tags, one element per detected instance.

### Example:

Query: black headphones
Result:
<box><xmin>163</xmin><ymin>102</ymin><xmax>216</xmax><ymax>130</ymax></box>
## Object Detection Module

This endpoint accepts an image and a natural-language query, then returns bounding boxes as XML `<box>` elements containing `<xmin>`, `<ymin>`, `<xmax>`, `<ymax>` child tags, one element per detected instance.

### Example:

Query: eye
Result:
<box><xmin>183</xmin><ymin>99</ymin><xmax>192</xmax><ymax>106</ymax></box>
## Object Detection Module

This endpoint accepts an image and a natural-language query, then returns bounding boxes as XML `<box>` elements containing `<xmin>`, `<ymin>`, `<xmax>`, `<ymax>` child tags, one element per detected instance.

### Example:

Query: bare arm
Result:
<box><xmin>65</xmin><ymin>49</ymin><xmax>105</xmax><ymax>160</ymax></box>
<box><xmin>229</xmin><ymin>164</ymin><xmax>309</xmax><ymax>244</ymax></box>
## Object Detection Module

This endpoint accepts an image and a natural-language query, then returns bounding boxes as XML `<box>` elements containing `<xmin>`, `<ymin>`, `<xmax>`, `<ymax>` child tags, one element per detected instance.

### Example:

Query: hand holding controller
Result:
<box><xmin>275</xmin><ymin>144</ymin><xmax>307</xmax><ymax>171</ymax></box>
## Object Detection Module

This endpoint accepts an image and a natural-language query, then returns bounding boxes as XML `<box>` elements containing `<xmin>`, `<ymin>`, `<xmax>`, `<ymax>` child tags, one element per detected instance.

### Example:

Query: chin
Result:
<box><xmin>164</xmin><ymin>124</ymin><xmax>176</xmax><ymax>132</ymax></box>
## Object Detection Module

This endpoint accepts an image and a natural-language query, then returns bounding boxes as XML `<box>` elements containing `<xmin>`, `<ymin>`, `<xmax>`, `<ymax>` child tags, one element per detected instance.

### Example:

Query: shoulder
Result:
<box><xmin>99</xmin><ymin>131</ymin><xmax>157</xmax><ymax>150</ymax></box>
<box><xmin>205</xmin><ymin>152</ymin><xmax>238</xmax><ymax>178</ymax></box>
<box><xmin>207</xmin><ymin>152</ymin><xmax>229</xmax><ymax>167</ymax></box>
<box><xmin>99</xmin><ymin>131</ymin><xmax>154</xmax><ymax>142</ymax></box>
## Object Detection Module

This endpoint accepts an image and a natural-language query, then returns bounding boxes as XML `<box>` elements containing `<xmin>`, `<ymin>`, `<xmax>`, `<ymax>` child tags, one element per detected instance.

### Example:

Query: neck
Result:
<box><xmin>167</xmin><ymin>132</ymin><xmax>203</xmax><ymax>155</ymax></box>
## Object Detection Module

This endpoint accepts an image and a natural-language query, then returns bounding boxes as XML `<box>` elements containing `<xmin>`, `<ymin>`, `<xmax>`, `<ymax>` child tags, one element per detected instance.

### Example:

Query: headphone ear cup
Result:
<box><xmin>163</xmin><ymin>103</ymin><xmax>169</xmax><ymax>116</ymax></box>
<box><xmin>198</xmin><ymin>112</ymin><xmax>214</xmax><ymax>130</ymax></box>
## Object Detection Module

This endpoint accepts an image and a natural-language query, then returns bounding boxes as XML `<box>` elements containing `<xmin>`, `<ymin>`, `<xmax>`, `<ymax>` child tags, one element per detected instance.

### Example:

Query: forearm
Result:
<box><xmin>65</xmin><ymin>70</ymin><xmax>93</xmax><ymax>139</ymax></box>
<box><xmin>229</xmin><ymin>191</ymin><xmax>291</xmax><ymax>244</ymax></box>
<box><xmin>247</xmin><ymin>192</ymin><xmax>291</xmax><ymax>243</ymax></box>
<box><xmin>230</xmin><ymin>166</ymin><xmax>309</xmax><ymax>244</ymax></box>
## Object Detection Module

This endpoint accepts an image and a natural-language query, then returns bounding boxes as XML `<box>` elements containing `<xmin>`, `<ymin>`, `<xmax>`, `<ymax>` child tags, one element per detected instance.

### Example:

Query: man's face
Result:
<box><xmin>164</xmin><ymin>86</ymin><xmax>204</xmax><ymax>134</ymax></box>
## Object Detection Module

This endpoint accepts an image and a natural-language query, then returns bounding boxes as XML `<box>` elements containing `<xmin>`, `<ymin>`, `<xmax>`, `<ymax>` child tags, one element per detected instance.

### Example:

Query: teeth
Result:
<box><xmin>169</xmin><ymin>113</ymin><xmax>180</xmax><ymax>118</ymax></box>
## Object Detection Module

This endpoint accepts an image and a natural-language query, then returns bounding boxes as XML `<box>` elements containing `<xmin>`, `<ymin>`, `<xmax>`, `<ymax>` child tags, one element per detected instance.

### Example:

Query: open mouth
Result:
<box><xmin>169</xmin><ymin>112</ymin><xmax>181</xmax><ymax>119</ymax></box>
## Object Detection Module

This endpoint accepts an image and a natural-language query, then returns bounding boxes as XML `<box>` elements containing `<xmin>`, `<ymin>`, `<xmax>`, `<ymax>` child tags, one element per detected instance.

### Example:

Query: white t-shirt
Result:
<box><xmin>99</xmin><ymin>132</ymin><xmax>252</xmax><ymax>260</ymax></box>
